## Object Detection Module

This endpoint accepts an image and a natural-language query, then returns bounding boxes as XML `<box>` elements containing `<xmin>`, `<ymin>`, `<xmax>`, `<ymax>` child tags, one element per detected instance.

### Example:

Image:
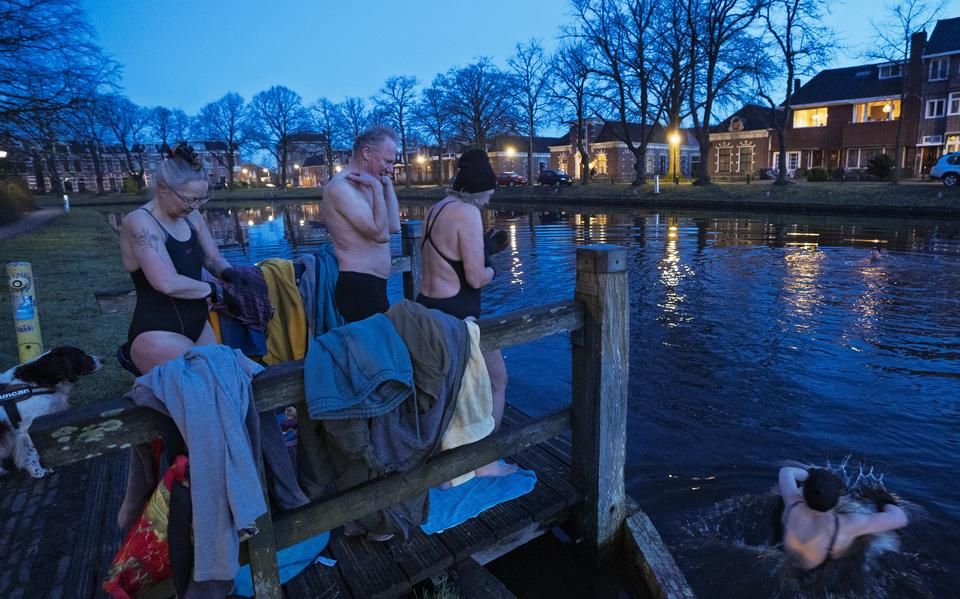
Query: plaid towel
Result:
<box><xmin>213</xmin><ymin>266</ymin><xmax>274</xmax><ymax>332</ymax></box>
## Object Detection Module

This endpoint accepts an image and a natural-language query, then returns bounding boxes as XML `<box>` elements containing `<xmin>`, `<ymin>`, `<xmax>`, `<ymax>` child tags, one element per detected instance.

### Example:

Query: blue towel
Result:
<box><xmin>304</xmin><ymin>313</ymin><xmax>414</xmax><ymax>420</ymax></box>
<box><xmin>231</xmin><ymin>532</ymin><xmax>331</xmax><ymax>597</ymax></box>
<box><xmin>421</xmin><ymin>465</ymin><xmax>538</xmax><ymax>534</ymax></box>
<box><xmin>218</xmin><ymin>312</ymin><xmax>268</xmax><ymax>357</ymax></box>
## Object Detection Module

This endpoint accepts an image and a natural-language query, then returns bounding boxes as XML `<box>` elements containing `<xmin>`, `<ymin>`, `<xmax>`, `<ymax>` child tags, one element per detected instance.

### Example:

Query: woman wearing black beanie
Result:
<box><xmin>417</xmin><ymin>149</ymin><xmax>517</xmax><ymax>478</ymax></box>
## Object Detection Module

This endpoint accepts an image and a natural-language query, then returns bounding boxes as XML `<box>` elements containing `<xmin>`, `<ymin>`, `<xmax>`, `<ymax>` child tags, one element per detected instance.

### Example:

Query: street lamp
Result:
<box><xmin>294</xmin><ymin>163</ymin><xmax>300</xmax><ymax>187</ymax></box>
<box><xmin>505</xmin><ymin>146</ymin><xmax>516</xmax><ymax>157</ymax></box>
<box><xmin>0</xmin><ymin>150</ymin><xmax>7</xmax><ymax>159</ymax></box>
<box><xmin>668</xmin><ymin>131</ymin><xmax>681</xmax><ymax>185</ymax></box>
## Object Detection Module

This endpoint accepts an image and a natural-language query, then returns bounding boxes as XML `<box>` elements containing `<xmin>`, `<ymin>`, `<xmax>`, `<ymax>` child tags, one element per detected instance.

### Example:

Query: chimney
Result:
<box><xmin>907</xmin><ymin>30</ymin><xmax>927</xmax><ymax>94</ymax></box>
<box><xmin>793</xmin><ymin>78</ymin><xmax>801</xmax><ymax>95</ymax></box>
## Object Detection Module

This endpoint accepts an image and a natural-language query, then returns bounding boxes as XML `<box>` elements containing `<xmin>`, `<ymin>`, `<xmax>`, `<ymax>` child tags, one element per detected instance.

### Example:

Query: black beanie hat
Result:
<box><xmin>453</xmin><ymin>149</ymin><xmax>497</xmax><ymax>193</ymax></box>
<box><xmin>803</xmin><ymin>468</ymin><xmax>844</xmax><ymax>512</ymax></box>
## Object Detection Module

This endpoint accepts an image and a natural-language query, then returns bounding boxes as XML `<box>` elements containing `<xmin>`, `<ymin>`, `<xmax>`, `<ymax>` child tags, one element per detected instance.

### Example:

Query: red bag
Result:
<box><xmin>103</xmin><ymin>455</ymin><xmax>189</xmax><ymax>599</ymax></box>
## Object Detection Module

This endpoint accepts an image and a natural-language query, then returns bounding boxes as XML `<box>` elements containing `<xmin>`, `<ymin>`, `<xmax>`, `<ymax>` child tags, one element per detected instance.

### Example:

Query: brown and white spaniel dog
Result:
<box><xmin>0</xmin><ymin>347</ymin><xmax>102</xmax><ymax>478</ymax></box>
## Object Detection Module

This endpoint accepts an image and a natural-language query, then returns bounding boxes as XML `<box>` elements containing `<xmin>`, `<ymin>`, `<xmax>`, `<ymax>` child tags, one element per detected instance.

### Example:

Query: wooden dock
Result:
<box><xmin>5</xmin><ymin>239</ymin><xmax>695</xmax><ymax>598</ymax></box>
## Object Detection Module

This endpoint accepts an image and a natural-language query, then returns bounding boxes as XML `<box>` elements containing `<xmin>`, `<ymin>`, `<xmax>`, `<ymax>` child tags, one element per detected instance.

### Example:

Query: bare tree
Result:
<box><xmin>0</xmin><ymin>0</ymin><xmax>115</xmax><ymax>146</ymax></box>
<box><xmin>375</xmin><ymin>76</ymin><xmax>419</xmax><ymax>187</ymax></box>
<box><xmin>653</xmin><ymin>0</ymin><xmax>693</xmax><ymax>177</ymax></box>
<box><xmin>197</xmin><ymin>92</ymin><xmax>247</xmax><ymax>189</ymax></box>
<box><xmin>66</xmin><ymin>93</ymin><xmax>113</xmax><ymax>194</ymax></box>
<box><xmin>311</xmin><ymin>98</ymin><xmax>344</xmax><ymax>181</ymax></box>
<box><xmin>756</xmin><ymin>0</ymin><xmax>834</xmax><ymax>184</ymax></box>
<box><xmin>246</xmin><ymin>85</ymin><xmax>310</xmax><ymax>188</ymax></box>
<box><xmin>571</xmin><ymin>0</ymin><xmax>664</xmax><ymax>185</ymax></box>
<box><xmin>148</xmin><ymin>106</ymin><xmax>173</xmax><ymax>149</ymax></box>
<box><xmin>412</xmin><ymin>76</ymin><xmax>456</xmax><ymax>185</ymax></box>
<box><xmin>170</xmin><ymin>109</ymin><xmax>191</xmax><ymax>144</ymax></box>
<box><xmin>339</xmin><ymin>97</ymin><xmax>371</xmax><ymax>142</ymax></box>
<box><xmin>509</xmin><ymin>39</ymin><xmax>553</xmax><ymax>185</ymax></box>
<box><xmin>550</xmin><ymin>42</ymin><xmax>594</xmax><ymax>184</ymax></box>
<box><xmin>441</xmin><ymin>58</ymin><xmax>518</xmax><ymax>148</ymax></box>
<box><xmin>685</xmin><ymin>0</ymin><xmax>762</xmax><ymax>184</ymax></box>
<box><xmin>866</xmin><ymin>0</ymin><xmax>947</xmax><ymax>183</ymax></box>
<box><xmin>101</xmin><ymin>95</ymin><xmax>150</xmax><ymax>192</ymax></box>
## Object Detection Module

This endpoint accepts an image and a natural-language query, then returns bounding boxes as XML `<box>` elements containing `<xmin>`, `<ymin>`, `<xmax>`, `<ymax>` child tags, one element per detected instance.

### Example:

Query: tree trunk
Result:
<box><xmin>774</xmin><ymin>126</ymin><xmax>788</xmax><ymax>186</ymax></box>
<box><xmin>31</xmin><ymin>154</ymin><xmax>47</xmax><ymax>194</ymax></box>
<box><xmin>693</xmin><ymin>137</ymin><xmax>712</xmax><ymax>185</ymax></box>
<box><xmin>891</xmin><ymin>93</ymin><xmax>905</xmax><ymax>184</ymax></box>
<box><xmin>631</xmin><ymin>149</ymin><xmax>646</xmax><ymax>185</ymax></box>
<box><xmin>527</xmin><ymin>116</ymin><xmax>536</xmax><ymax>187</ymax></box>
<box><xmin>436</xmin><ymin>136</ymin><xmax>445</xmax><ymax>186</ymax></box>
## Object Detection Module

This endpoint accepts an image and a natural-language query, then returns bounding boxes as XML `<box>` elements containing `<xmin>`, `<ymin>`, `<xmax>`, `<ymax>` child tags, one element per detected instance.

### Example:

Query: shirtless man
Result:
<box><xmin>323</xmin><ymin>126</ymin><xmax>401</xmax><ymax>322</ymax></box>
<box><xmin>779</xmin><ymin>466</ymin><xmax>908</xmax><ymax>570</ymax></box>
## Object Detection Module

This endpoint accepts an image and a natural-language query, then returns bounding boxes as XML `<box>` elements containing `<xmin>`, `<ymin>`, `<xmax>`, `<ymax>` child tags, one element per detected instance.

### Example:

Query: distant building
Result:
<box><xmin>916</xmin><ymin>17</ymin><xmax>960</xmax><ymax>173</ymax></box>
<box><xmin>485</xmin><ymin>134</ymin><xmax>564</xmax><ymax>180</ymax></box>
<box><xmin>708</xmin><ymin>104</ymin><xmax>776</xmax><ymax>178</ymax></box>
<box><xmin>549</xmin><ymin>120</ymin><xmax>700</xmax><ymax>181</ymax></box>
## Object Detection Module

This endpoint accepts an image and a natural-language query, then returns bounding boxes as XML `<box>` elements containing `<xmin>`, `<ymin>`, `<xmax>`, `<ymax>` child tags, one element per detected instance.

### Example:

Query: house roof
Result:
<box><xmin>925</xmin><ymin>17</ymin><xmax>960</xmax><ymax>56</ymax></box>
<box><xmin>712</xmin><ymin>104</ymin><xmax>776</xmax><ymax>133</ymax></box>
<box><xmin>592</xmin><ymin>122</ymin><xmax>695</xmax><ymax>145</ymax></box>
<box><xmin>790</xmin><ymin>63</ymin><xmax>903</xmax><ymax>106</ymax></box>
<box><xmin>285</xmin><ymin>132</ymin><xmax>327</xmax><ymax>143</ymax></box>
<box><xmin>301</xmin><ymin>154</ymin><xmax>325</xmax><ymax>168</ymax></box>
<box><xmin>488</xmin><ymin>134</ymin><xmax>565</xmax><ymax>154</ymax></box>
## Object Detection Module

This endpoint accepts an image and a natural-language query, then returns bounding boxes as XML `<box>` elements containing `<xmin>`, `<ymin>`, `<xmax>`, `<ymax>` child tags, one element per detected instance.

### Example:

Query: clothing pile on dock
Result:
<box><xmin>107</xmin><ymin>244</ymin><xmax>500</xmax><ymax>598</ymax></box>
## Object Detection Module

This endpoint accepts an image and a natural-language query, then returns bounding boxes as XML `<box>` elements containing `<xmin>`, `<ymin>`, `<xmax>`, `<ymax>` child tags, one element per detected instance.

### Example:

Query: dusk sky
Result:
<box><xmin>82</xmin><ymin>0</ymin><xmax>900</xmax><ymax>124</ymax></box>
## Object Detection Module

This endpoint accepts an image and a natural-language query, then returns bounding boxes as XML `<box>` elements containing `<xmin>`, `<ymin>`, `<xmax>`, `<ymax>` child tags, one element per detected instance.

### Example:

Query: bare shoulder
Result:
<box><xmin>121</xmin><ymin>209</ymin><xmax>163</xmax><ymax>253</ymax></box>
<box><xmin>324</xmin><ymin>177</ymin><xmax>356</xmax><ymax>203</ymax></box>
<box><xmin>185</xmin><ymin>209</ymin><xmax>208</xmax><ymax>230</ymax></box>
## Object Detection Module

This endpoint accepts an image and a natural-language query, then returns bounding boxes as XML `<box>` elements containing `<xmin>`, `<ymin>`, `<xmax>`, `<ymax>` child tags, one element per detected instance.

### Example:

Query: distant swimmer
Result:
<box><xmin>778</xmin><ymin>466</ymin><xmax>908</xmax><ymax>571</ymax></box>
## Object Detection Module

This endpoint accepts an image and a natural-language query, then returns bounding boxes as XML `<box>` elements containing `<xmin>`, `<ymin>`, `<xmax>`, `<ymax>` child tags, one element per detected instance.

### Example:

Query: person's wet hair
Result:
<box><xmin>353</xmin><ymin>126</ymin><xmax>398</xmax><ymax>154</ymax></box>
<box><xmin>803</xmin><ymin>468</ymin><xmax>844</xmax><ymax>512</ymax></box>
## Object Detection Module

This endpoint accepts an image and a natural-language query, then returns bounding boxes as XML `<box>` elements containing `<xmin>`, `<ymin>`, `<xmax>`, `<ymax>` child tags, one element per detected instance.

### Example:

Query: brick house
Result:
<box><xmin>485</xmin><ymin>135</ymin><xmax>564</xmax><ymax>180</ymax></box>
<box><xmin>708</xmin><ymin>104</ymin><xmax>776</xmax><ymax>178</ymax></box>
<box><xmin>916</xmin><ymin>17</ymin><xmax>960</xmax><ymax>173</ymax></box>
<box><xmin>779</xmin><ymin>32</ymin><xmax>924</xmax><ymax>176</ymax></box>
<box><xmin>549</xmin><ymin>120</ymin><xmax>700</xmax><ymax>182</ymax></box>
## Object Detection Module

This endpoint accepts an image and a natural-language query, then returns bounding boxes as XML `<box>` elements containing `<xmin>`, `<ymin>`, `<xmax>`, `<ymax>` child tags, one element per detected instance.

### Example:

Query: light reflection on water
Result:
<box><xmin>111</xmin><ymin>200</ymin><xmax>960</xmax><ymax>596</ymax></box>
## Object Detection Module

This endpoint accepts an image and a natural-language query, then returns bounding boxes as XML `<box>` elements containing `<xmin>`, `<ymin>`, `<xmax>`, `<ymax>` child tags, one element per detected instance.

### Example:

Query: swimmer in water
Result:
<box><xmin>778</xmin><ymin>466</ymin><xmax>909</xmax><ymax>570</ymax></box>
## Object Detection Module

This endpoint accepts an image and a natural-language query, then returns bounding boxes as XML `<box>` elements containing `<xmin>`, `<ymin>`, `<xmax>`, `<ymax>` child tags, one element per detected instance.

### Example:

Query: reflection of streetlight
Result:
<box><xmin>669</xmin><ymin>131</ymin><xmax>681</xmax><ymax>185</ymax></box>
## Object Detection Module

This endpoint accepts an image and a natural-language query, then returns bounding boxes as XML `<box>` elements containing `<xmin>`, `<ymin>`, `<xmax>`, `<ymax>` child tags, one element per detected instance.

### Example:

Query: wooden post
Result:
<box><xmin>570</xmin><ymin>244</ymin><xmax>629</xmax><ymax>565</ymax></box>
<box><xmin>246</xmin><ymin>453</ymin><xmax>282</xmax><ymax>599</ymax></box>
<box><xmin>401</xmin><ymin>220</ymin><xmax>423</xmax><ymax>301</ymax></box>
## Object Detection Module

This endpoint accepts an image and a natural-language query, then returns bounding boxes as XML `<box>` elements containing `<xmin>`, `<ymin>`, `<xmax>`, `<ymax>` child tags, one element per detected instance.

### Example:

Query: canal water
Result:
<box><xmin>199</xmin><ymin>200</ymin><xmax>959</xmax><ymax>598</ymax></box>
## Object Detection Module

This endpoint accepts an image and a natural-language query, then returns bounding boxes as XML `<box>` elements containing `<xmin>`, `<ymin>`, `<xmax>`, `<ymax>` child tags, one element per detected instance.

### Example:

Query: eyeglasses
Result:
<box><xmin>164</xmin><ymin>184</ymin><xmax>208</xmax><ymax>207</ymax></box>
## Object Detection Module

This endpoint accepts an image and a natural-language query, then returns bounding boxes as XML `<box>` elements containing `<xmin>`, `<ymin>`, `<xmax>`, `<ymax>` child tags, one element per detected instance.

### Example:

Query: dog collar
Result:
<box><xmin>0</xmin><ymin>384</ymin><xmax>58</xmax><ymax>427</ymax></box>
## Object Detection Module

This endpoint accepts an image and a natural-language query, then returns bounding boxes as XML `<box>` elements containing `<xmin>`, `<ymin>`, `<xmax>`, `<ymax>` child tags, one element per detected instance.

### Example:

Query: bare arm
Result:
<box><xmin>122</xmin><ymin>213</ymin><xmax>211</xmax><ymax>299</ymax></box>
<box><xmin>846</xmin><ymin>505</ymin><xmax>909</xmax><ymax>537</ymax></box>
<box><xmin>778</xmin><ymin>467</ymin><xmax>808</xmax><ymax>503</ymax></box>
<box><xmin>188</xmin><ymin>210</ymin><xmax>232</xmax><ymax>277</ymax></box>
<box><xmin>381</xmin><ymin>176</ymin><xmax>401</xmax><ymax>234</ymax></box>
<box><xmin>331</xmin><ymin>175</ymin><xmax>389</xmax><ymax>243</ymax></box>
<box><xmin>458</xmin><ymin>206</ymin><xmax>495</xmax><ymax>289</ymax></box>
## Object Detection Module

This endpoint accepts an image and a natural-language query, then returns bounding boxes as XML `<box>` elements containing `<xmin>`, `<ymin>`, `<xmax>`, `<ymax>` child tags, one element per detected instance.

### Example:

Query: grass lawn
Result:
<box><xmin>0</xmin><ymin>208</ymin><xmax>134</xmax><ymax>406</ymax></box>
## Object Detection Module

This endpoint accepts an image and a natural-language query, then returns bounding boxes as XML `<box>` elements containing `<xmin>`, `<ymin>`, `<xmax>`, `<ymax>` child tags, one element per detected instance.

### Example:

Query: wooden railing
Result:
<box><xmin>30</xmin><ymin>221</ymin><xmax>629</xmax><ymax>598</ymax></box>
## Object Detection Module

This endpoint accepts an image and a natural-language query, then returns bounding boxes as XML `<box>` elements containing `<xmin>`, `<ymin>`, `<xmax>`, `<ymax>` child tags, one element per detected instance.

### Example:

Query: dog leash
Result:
<box><xmin>0</xmin><ymin>385</ymin><xmax>58</xmax><ymax>427</ymax></box>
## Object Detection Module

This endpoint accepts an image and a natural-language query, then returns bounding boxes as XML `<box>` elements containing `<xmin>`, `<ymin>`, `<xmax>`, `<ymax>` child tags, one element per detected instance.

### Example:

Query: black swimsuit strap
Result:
<box><xmin>138</xmin><ymin>207</ymin><xmax>196</xmax><ymax>242</ymax></box>
<box><xmin>422</xmin><ymin>201</ymin><xmax>460</xmax><ymax>268</ymax></box>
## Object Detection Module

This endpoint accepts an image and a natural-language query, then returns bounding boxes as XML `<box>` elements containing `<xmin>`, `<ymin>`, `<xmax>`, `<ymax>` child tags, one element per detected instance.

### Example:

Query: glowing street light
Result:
<box><xmin>505</xmin><ymin>146</ymin><xmax>516</xmax><ymax>157</ymax></box>
<box><xmin>416</xmin><ymin>155</ymin><xmax>425</xmax><ymax>165</ymax></box>
<box><xmin>669</xmin><ymin>131</ymin><xmax>681</xmax><ymax>185</ymax></box>
<box><xmin>0</xmin><ymin>150</ymin><xmax>7</xmax><ymax>159</ymax></box>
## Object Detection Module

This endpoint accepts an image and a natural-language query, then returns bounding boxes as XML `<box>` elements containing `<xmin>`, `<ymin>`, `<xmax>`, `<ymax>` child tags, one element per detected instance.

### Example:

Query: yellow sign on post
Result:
<box><xmin>7</xmin><ymin>261</ymin><xmax>44</xmax><ymax>362</ymax></box>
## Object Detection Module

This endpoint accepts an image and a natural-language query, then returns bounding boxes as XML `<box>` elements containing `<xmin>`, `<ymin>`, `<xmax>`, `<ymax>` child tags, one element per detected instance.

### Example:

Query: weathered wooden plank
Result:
<box><xmin>622</xmin><ymin>510</ymin><xmax>696</xmax><ymax>599</ymax></box>
<box><xmin>477</xmin><ymin>301</ymin><xmax>583</xmax><ymax>352</ymax></box>
<box><xmin>32</xmin><ymin>305</ymin><xmax>582</xmax><ymax>470</ymax></box>
<box><xmin>511</xmin><ymin>447</ymin><xmax>580</xmax><ymax>509</ymax></box>
<box><xmin>390</xmin><ymin>254</ymin><xmax>411</xmax><ymax>273</ymax></box>
<box><xmin>283</xmin><ymin>562</ymin><xmax>352</xmax><ymax>599</ymax></box>
<box><xmin>436</xmin><ymin>517</ymin><xmax>496</xmax><ymax>562</ymax></box>
<box><xmin>401</xmin><ymin>221</ymin><xmax>423</xmax><ymax>301</ymax></box>
<box><xmin>570</xmin><ymin>245</ymin><xmax>629</xmax><ymax>565</ymax></box>
<box><xmin>271</xmin><ymin>408</ymin><xmax>570</xmax><ymax>550</ymax></box>
<box><xmin>474</xmin><ymin>499</ymin><xmax>532</xmax><ymax>542</ymax></box>
<box><xmin>328</xmin><ymin>533</ymin><xmax>410</xmax><ymax>599</ymax></box>
<box><xmin>449</xmin><ymin>558</ymin><xmax>517</xmax><ymax>599</ymax></box>
<box><xmin>247</xmin><ymin>453</ymin><xmax>282</xmax><ymax>599</ymax></box>
<box><xmin>390</xmin><ymin>524</ymin><xmax>454</xmax><ymax>583</ymax></box>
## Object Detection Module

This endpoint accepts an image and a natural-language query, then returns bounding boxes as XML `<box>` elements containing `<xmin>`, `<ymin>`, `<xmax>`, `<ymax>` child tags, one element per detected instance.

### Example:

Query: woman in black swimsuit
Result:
<box><xmin>119</xmin><ymin>144</ymin><xmax>238</xmax><ymax>375</ymax></box>
<box><xmin>778</xmin><ymin>466</ymin><xmax>908</xmax><ymax>571</ymax></box>
<box><xmin>417</xmin><ymin>150</ymin><xmax>516</xmax><ymax>477</ymax></box>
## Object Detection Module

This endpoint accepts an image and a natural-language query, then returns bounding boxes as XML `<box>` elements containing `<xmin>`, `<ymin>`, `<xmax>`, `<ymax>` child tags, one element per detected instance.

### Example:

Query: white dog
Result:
<box><xmin>0</xmin><ymin>347</ymin><xmax>102</xmax><ymax>478</ymax></box>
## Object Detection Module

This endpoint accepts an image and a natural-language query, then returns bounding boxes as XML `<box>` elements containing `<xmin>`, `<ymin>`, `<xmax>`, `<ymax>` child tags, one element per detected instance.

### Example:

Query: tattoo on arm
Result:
<box><xmin>132</xmin><ymin>227</ymin><xmax>160</xmax><ymax>254</ymax></box>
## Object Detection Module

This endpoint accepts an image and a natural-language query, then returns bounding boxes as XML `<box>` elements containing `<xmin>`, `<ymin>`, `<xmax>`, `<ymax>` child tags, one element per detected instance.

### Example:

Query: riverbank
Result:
<box><xmin>31</xmin><ymin>179</ymin><xmax>960</xmax><ymax>217</ymax></box>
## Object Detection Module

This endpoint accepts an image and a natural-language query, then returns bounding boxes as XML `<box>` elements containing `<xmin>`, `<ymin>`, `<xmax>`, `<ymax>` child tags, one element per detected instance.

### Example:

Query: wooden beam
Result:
<box><xmin>570</xmin><ymin>244</ymin><xmax>629</xmax><ymax>565</ymax></box>
<box><xmin>622</xmin><ymin>511</ymin><xmax>696</xmax><ymax>599</ymax></box>
<box><xmin>32</xmin><ymin>303</ymin><xmax>582</xmax><ymax>469</ymax></box>
<box><xmin>270</xmin><ymin>408</ymin><xmax>571</xmax><ymax>550</ymax></box>
<box><xmin>401</xmin><ymin>220</ymin><xmax>423</xmax><ymax>301</ymax></box>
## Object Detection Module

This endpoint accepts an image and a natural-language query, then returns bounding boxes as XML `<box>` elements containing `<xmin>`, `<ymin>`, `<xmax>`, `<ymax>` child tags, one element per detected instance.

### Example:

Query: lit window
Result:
<box><xmin>853</xmin><ymin>100</ymin><xmax>900</xmax><ymax>122</ymax></box>
<box><xmin>926</xmin><ymin>98</ymin><xmax>946</xmax><ymax>118</ymax></box>
<box><xmin>878</xmin><ymin>65</ymin><xmax>902</xmax><ymax>79</ymax></box>
<box><xmin>929</xmin><ymin>58</ymin><xmax>949</xmax><ymax>81</ymax></box>
<box><xmin>596</xmin><ymin>152</ymin><xmax>607</xmax><ymax>174</ymax></box>
<box><xmin>793</xmin><ymin>107</ymin><xmax>828</xmax><ymax>128</ymax></box>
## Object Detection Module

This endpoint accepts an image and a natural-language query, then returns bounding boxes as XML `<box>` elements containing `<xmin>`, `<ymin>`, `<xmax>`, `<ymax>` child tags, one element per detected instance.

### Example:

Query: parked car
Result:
<box><xmin>929</xmin><ymin>152</ymin><xmax>960</xmax><ymax>186</ymax></box>
<box><xmin>538</xmin><ymin>169</ymin><xmax>573</xmax><ymax>186</ymax></box>
<box><xmin>497</xmin><ymin>171</ymin><xmax>527</xmax><ymax>186</ymax></box>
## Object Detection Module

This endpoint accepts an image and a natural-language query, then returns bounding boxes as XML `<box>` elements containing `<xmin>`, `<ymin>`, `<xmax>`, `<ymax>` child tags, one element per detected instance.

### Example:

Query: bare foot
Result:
<box><xmin>474</xmin><ymin>460</ymin><xmax>519</xmax><ymax>478</ymax></box>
